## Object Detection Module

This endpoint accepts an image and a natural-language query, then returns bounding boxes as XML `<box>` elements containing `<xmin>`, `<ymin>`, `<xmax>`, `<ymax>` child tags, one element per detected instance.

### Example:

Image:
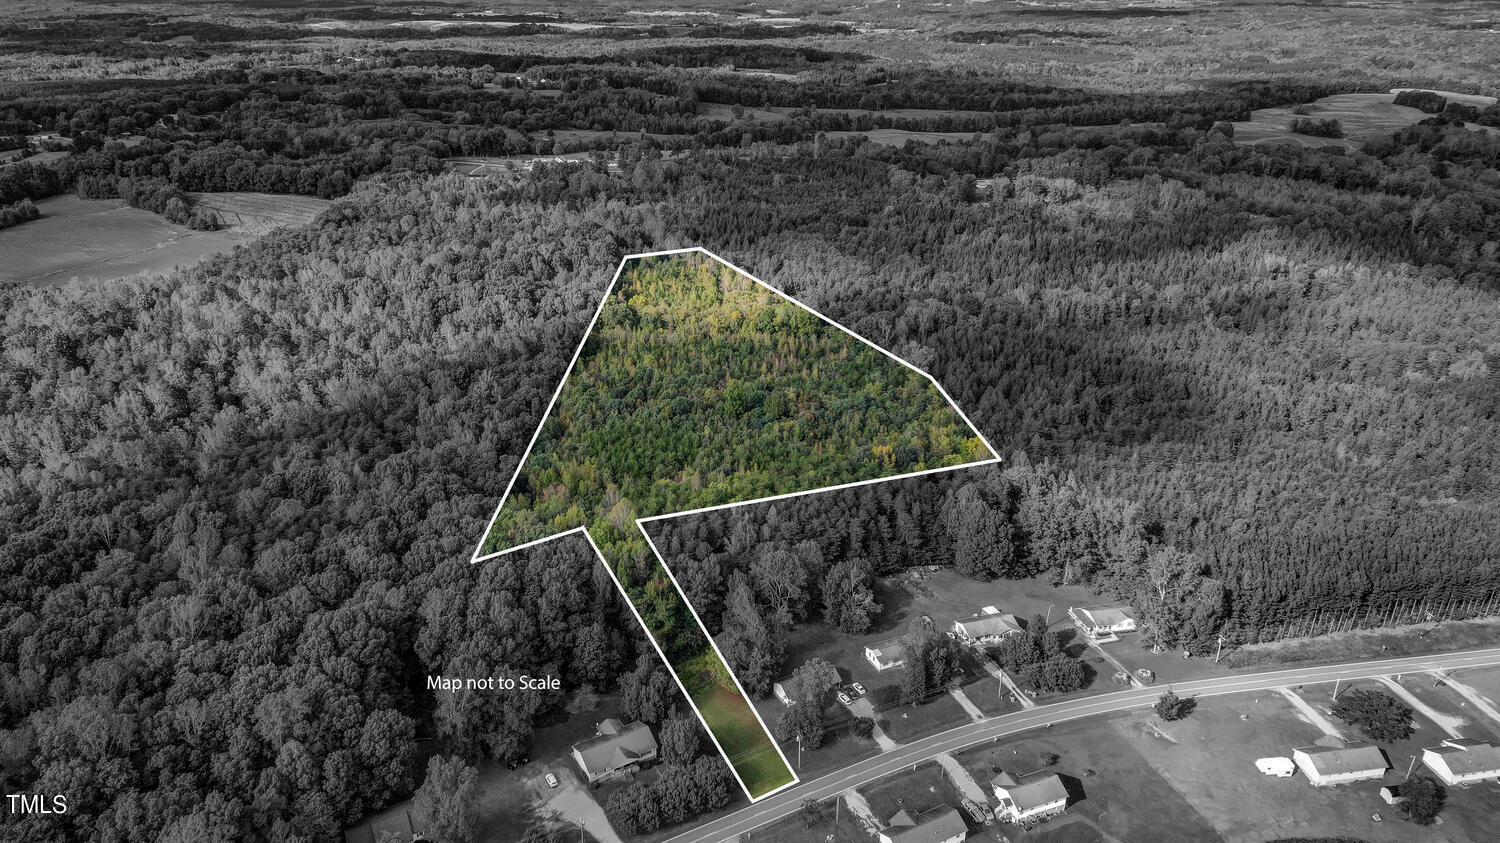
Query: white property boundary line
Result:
<box><xmin>580</xmin><ymin>528</ymin><xmax>801</xmax><ymax>804</ymax></box>
<box><xmin>468</xmin><ymin>246</ymin><xmax>1001</xmax><ymax>802</ymax></box>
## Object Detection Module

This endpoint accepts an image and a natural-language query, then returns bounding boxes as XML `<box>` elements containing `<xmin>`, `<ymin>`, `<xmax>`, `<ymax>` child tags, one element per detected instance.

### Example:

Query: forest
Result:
<box><xmin>3</xmin><ymin>5</ymin><xmax>1499</xmax><ymax>840</ymax></box>
<box><xmin>481</xmin><ymin>250</ymin><xmax>983</xmax><ymax>797</ymax></box>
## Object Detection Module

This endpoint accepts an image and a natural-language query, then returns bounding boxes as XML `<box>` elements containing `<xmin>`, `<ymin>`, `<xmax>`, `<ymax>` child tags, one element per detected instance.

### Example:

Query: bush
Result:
<box><xmin>852</xmin><ymin>716</ymin><xmax>875</xmax><ymax>739</ymax></box>
<box><xmin>1154</xmin><ymin>690</ymin><xmax>1197</xmax><ymax>721</ymax></box>
<box><xmin>0</xmin><ymin>198</ymin><xmax>40</xmax><ymax>229</ymax></box>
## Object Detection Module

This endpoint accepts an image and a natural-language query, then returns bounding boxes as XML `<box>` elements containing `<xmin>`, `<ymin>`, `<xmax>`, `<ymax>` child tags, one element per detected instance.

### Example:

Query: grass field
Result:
<box><xmin>1232</xmin><ymin>90</ymin><xmax>1500</xmax><ymax>150</ymax></box>
<box><xmin>0</xmin><ymin>195</ymin><xmax>249</xmax><ymax>285</ymax></box>
<box><xmin>859</xmin><ymin>760</ymin><xmax>965</xmax><ymax>824</ymax></box>
<box><xmin>1</xmin><ymin>192</ymin><xmax>329</xmax><ymax>286</ymax></box>
<box><xmin>686</xmin><ymin>677</ymin><xmax>794</xmax><ymax>798</ymax></box>
<box><xmin>1226</xmin><ymin>616</ymin><xmax>1500</xmax><ymax>669</ymax></box>
<box><xmin>741</xmin><ymin>796</ymin><xmax>871</xmax><ymax>843</ymax></box>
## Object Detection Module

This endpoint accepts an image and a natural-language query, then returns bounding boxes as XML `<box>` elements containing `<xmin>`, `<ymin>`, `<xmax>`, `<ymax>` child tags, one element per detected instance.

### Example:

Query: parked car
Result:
<box><xmin>837</xmin><ymin>691</ymin><xmax>853</xmax><ymax>705</ymax></box>
<box><xmin>506</xmin><ymin>755</ymin><xmax>529</xmax><ymax>770</ymax></box>
<box><xmin>545</xmin><ymin>773</ymin><xmax>559</xmax><ymax>788</ymax></box>
<box><xmin>851</xmin><ymin>682</ymin><xmax>866</xmax><ymax>695</ymax></box>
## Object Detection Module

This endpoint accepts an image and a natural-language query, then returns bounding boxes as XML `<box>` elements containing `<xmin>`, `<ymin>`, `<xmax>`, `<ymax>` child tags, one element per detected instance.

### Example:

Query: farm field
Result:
<box><xmin>1232</xmin><ymin>90</ymin><xmax>1500</xmax><ymax>149</ymax></box>
<box><xmin>0</xmin><ymin>195</ymin><xmax>248</xmax><ymax>285</ymax></box>
<box><xmin>0</xmin><ymin>192</ymin><xmax>329</xmax><ymax>285</ymax></box>
<box><xmin>189</xmin><ymin>191</ymin><xmax>330</xmax><ymax>234</ymax></box>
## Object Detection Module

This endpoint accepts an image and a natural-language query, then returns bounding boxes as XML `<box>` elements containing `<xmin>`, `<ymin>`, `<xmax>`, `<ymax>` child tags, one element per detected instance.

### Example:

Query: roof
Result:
<box><xmin>572</xmin><ymin>720</ymin><xmax>657</xmax><ymax>777</ymax></box>
<box><xmin>884</xmin><ymin>806</ymin><xmax>967</xmax><ymax>843</ymax></box>
<box><xmin>955</xmin><ymin>611</ymin><xmax>1022</xmax><ymax>638</ymax></box>
<box><xmin>867</xmin><ymin>638</ymin><xmax>907</xmax><ymax>661</ymax></box>
<box><xmin>775</xmin><ymin>675</ymin><xmax>802</xmax><ymax>697</ymax></box>
<box><xmin>993</xmin><ymin>771</ymin><xmax>1069</xmax><ymax>811</ymax></box>
<box><xmin>1424</xmin><ymin>741</ymin><xmax>1500</xmax><ymax>775</ymax></box>
<box><xmin>1293</xmin><ymin>742</ymin><xmax>1388</xmax><ymax>776</ymax></box>
<box><xmin>1078</xmin><ymin>606</ymin><xmax>1135</xmax><ymax>627</ymax></box>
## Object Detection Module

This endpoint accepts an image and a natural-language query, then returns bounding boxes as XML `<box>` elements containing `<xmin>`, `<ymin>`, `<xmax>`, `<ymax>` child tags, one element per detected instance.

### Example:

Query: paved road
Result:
<box><xmin>664</xmin><ymin>647</ymin><xmax>1500</xmax><ymax>843</ymax></box>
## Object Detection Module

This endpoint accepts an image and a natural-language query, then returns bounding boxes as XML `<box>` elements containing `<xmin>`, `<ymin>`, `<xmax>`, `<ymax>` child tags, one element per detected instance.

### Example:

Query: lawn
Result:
<box><xmin>741</xmin><ymin>797</ymin><xmax>873</xmax><ymax>843</ymax></box>
<box><xmin>957</xmin><ymin>714</ymin><xmax>1220</xmax><ymax>843</ymax></box>
<box><xmin>859</xmin><ymin>761</ymin><xmax>965</xmax><ymax>823</ymax></box>
<box><xmin>880</xmin><ymin>692</ymin><xmax>973</xmax><ymax>744</ymax></box>
<box><xmin>688</xmin><ymin>677</ymin><xmax>795</xmax><ymax>798</ymax></box>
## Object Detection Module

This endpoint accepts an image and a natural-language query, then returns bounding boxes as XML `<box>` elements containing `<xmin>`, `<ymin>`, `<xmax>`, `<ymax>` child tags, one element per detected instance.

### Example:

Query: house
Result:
<box><xmin>1421</xmin><ymin>738</ymin><xmax>1500</xmax><ymax>786</ymax></box>
<box><xmin>1068</xmin><ymin>606</ymin><xmax>1136</xmax><ymax>640</ymax></box>
<box><xmin>865</xmin><ymin>638</ymin><xmax>907</xmax><ymax>671</ymax></box>
<box><xmin>991</xmin><ymin>771</ymin><xmax>1069</xmax><ymax>823</ymax></box>
<box><xmin>876</xmin><ymin>805</ymin><xmax>968</xmax><ymax>843</ymax></box>
<box><xmin>1291</xmin><ymin>742</ymin><xmax>1388</xmax><ymax>786</ymax></box>
<box><xmin>773</xmin><ymin>675</ymin><xmax>803</xmax><ymax>706</ymax></box>
<box><xmin>953</xmin><ymin>606</ymin><xmax>1023</xmax><ymax>645</ymax></box>
<box><xmin>571</xmin><ymin>719</ymin><xmax>658</xmax><ymax>784</ymax></box>
<box><xmin>1255</xmin><ymin>757</ymin><xmax>1295</xmax><ymax>777</ymax></box>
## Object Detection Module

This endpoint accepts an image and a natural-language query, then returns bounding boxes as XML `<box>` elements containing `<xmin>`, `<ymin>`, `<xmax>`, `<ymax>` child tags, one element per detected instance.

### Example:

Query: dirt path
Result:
<box><xmin>842</xmin><ymin>788</ymin><xmax>880</xmax><ymax>831</ymax></box>
<box><xmin>977</xmin><ymin>652</ymin><xmax>1036</xmax><ymax>708</ymax></box>
<box><xmin>1436</xmin><ymin>672</ymin><xmax>1500</xmax><ymax>729</ymax></box>
<box><xmin>534</xmin><ymin>770</ymin><xmax>622</xmax><ymax>843</ymax></box>
<box><xmin>1088</xmin><ymin>639</ymin><xmax>1143</xmax><ymax>688</ymax></box>
<box><xmin>1378</xmin><ymin>677</ymin><xmax>1464</xmax><ymax>738</ymax></box>
<box><xmin>949</xmin><ymin>688</ymin><xmax>985</xmax><ymax>722</ymax></box>
<box><xmin>935</xmin><ymin>752</ymin><xmax>989</xmax><ymax>805</ymax></box>
<box><xmin>1277</xmin><ymin>687</ymin><xmax>1346</xmax><ymax>739</ymax></box>
<box><xmin>847</xmin><ymin>698</ymin><xmax>898</xmax><ymax>750</ymax></box>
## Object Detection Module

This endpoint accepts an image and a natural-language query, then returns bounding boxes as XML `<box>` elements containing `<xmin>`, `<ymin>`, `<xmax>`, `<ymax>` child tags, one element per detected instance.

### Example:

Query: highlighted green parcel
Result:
<box><xmin>480</xmin><ymin>250</ymin><xmax>993</xmax><ymax>797</ymax></box>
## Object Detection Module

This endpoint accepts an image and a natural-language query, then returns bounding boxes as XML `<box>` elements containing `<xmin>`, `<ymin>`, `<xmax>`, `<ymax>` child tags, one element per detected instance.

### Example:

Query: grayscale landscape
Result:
<box><xmin>1</xmin><ymin>2</ymin><xmax>1498</xmax><ymax>842</ymax></box>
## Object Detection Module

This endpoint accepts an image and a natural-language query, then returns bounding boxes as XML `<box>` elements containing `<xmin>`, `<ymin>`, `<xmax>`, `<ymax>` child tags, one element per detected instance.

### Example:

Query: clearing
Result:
<box><xmin>0</xmin><ymin>193</ymin><xmax>329</xmax><ymax>285</ymax></box>
<box><xmin>1232</xmin><ymin>91</ymin><xmax>1499</xmax><ymax>150</ymax></box>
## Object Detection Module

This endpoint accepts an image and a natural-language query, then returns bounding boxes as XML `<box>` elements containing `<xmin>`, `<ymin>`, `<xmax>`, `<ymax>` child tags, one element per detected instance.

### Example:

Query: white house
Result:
<box><xmin>1421</xmin><ymin>738</ymin><xmax>1500</xmax><ymax>786</ymax></box>
<box><xmin>1068</xmin><ymin>606</ymin><xmax>1136</xmax><ymax>640</ymax></box>
<box><xmin>865</xmin><ymin>638</ymin><xmax>907</xmax><ymax>671</ymax></box>
<box><xmin>1255</xmin><ymin>757</ymin><xmax>1295</xmax><ymax>777</ymax></box>
<box><xmin>571</xmin><ymin>719</ymin><xmax>658</xmax><ymax>784</ymax></box>
<box><xmin>876</xmin><ymin>806</ymin><xmax>967</xmax><ymax>843</ymax></box>
<box><xmin>991</xmin><ymin>771</ymin><xmax>1069</xmax><ymax>823</ymax></box>
<box><xmin>953</xmin><ymin>606</ymin><xmax>1023</xmax><ymax>645</ymax></box>
<box><xmin>1291</xmin><ymin>742</ymin><xmax>1388</xmax><ymax>786</ymax></box>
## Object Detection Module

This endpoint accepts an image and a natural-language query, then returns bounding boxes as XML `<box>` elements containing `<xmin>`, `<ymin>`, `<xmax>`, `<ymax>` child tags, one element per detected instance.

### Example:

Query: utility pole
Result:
<box><xmin>1332</xmin><ymin>677</ymin><xmax>1341</xmax><ymax>700</ymax></box>
<box><xmin>1045</xmin><ymin>604</ymin><xmax>1054</xmax><ymax>626</ymax></box>
<box><xmin>1214</xmin><ymin>633</ymin><xmax>1227</xmax><ymax>664</ymax></box>
<box><xmin>796</xmin><ymin>734</ymin><xmax>802</xmax><ymax>770</ymax></box>
<box><xmin>1406</xmin><ymin>754</ymin><xmax>1419</xmax><ymax>780</ymax></box>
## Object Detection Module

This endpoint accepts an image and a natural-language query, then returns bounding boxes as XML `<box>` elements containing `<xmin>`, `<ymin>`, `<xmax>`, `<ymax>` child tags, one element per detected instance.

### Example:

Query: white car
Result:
<box><xmin>545</xmin><ymin>773</ymin><xmax>559</xmax><ymax>788</ymax></box>
<box><xmin>838</xmin><ymin>691</ymin><xmax>853</xmax><ymax>705</ymax></box>
<box><xmin>851</xmin><ymin>682</ymin><xmax>866</xmax><ymax>695</ymax></box>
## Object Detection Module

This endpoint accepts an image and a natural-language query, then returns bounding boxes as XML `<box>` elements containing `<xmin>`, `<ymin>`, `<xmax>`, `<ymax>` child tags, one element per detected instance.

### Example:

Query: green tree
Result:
<box><xmin>1154</xmin><ymin>690</ymin><xmax>1196</xmax><ymax>721</ymax></box>
<box><xmin>1400</xmin><ymin>774</ymin><xmax>1445</xmax><ymax>825</ymax></box>
<box><xmin>413</xmin><ymin>755</ymin><xmax>478</xmax><ymax>843</ymax></box>
<box><xmin>1330</xmin><ymin>690</ymin><xmax>1413</xmax><ymax>742</ymax></box>
<box><xmin>822</xmin><ymin>557</ymin><xmax>881</xmax><ymax>634</ymax></box>
<box><xmin>659</xmin><ymin>713</ymin><xmax>701</xmax><ymax>765</ymax></box>
<box><xmin>776</xmin><ymin>698</ymin><xmax>826</xmax><ymax>750</ymax></box>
